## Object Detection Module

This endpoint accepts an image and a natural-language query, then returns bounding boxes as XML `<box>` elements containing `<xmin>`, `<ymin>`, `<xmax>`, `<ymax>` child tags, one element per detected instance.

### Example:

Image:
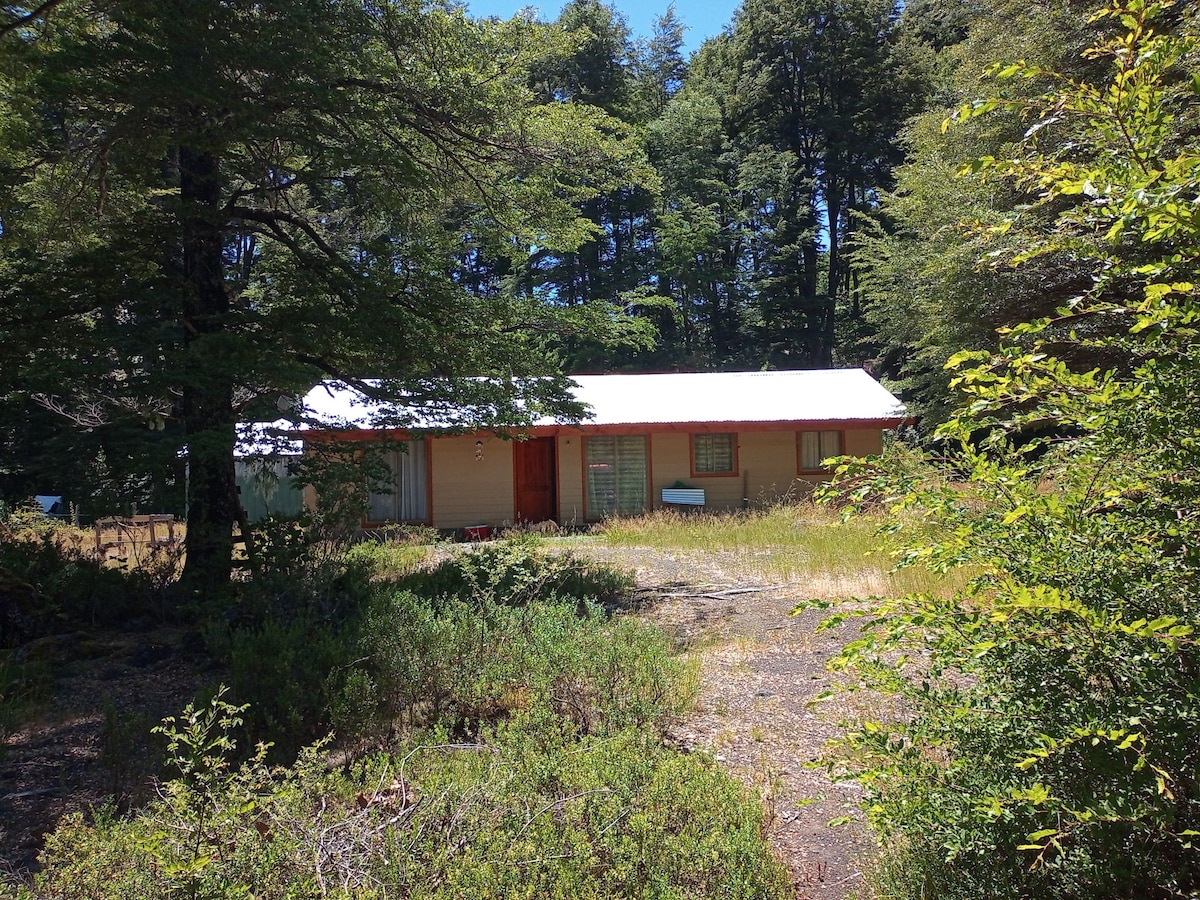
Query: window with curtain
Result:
<box><xmin>366</xmin><ymin>441</ymin><xmax>428</xmax><ymax>522</ymax></box>
<box><xmin>798</xmin><ymin>430</ymin><xmax>842</xmax><ymax>471</ymax></box>
<box><xmin>692</xmin><ymin>433</ymin><xmax>736</xmax><ymax>475</ymax></box>
<box><xmin>586</xmin><ymin>435</ymin><xmax>647</xmax><ymax>517</ymax></box>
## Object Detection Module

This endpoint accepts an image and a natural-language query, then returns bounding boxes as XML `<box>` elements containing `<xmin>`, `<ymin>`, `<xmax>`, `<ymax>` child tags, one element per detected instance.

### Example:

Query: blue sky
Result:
<box><xmin>464</xmin><ymin>0</ymin><xmax>741</xmax><ymax>53</ymax></box>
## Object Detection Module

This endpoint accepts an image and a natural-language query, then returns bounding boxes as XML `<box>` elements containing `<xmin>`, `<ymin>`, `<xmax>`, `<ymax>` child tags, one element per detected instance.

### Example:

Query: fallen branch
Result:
<box><xmin>643</xmin><ymin>585</ymin><xmax>786</xmax><ymax>600</ymax></box>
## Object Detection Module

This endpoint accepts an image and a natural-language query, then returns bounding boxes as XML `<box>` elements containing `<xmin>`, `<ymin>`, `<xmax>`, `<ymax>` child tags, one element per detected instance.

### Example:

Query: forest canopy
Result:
<box><xmin>1</xmin><ymin>0</ymin><xmax>1196</xmax><ymax>581</ymax></box>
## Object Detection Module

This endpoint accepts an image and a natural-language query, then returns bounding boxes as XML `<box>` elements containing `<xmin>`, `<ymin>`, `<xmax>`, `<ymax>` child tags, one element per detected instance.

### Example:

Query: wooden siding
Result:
<box><xmin>845</xmin><ymin>428</ymin><xmax>882</xmax><ymax>457</ymax></box>
<box><xmin>428</xmin><ymin>435</ymin><xmax>514</xmax><ymax>529</ymax></box>
<box><xmin>303</xmin><ymin>426</ymin><xmax>892</xmax><ymax>526</ymax></box>
<box><xmin>649</xmin><ymin>431</ymin><xmax>808</xmax><ymax>514</ymax></box>
<box><xmin>650</xmin><ymin>433</ymin><xmax>689</xmax><ymax>508</ymax></box>
<box><xmin>738</xmin><ymin>431</ymin><xmax>804</xmax><ymax>504</ymax></box>
<box><xmin>556</xmin><ymin>435</ymin><xmax>584</xmax><ymax>525</ymax></box>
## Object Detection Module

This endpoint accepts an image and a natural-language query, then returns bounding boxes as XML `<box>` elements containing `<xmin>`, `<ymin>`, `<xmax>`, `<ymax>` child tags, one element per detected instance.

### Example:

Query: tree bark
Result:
<box><xmin>177</xmin><ymin>145</ymin><xmax>238</xmax><ymax>596</ymax></box>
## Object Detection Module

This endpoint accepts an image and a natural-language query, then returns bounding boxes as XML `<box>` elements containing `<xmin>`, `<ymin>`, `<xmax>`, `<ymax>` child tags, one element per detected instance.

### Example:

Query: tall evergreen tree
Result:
<box><xmin>521</xmin><ymin>0</ymin><xmax>662</xmax><ymax>372</ymax></box>
<box><xmin>727</xmin><ymin>0</ymin><xmax>921</xmax><ymax>367</ymax></box>
<box><xmin>0</xmin><ymin>0</ymin><xmax>648</xmax><ymax>590</ymax></box>
<box><xmin>633</xmin><ymin>6</ymin><xmax>689</xmax><ymax>118</ymax></box>
<box><xmin>849</xmin><ymin>0</ymin><xmax>1111</xmax><ymax>423</ymax></box>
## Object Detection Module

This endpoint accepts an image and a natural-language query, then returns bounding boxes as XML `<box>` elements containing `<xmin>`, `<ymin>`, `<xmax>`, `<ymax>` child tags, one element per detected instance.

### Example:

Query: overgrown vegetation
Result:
<box><xmin>0</xmin><ymin>514</ymin><xmax>169</xmax><ymax>644</ymax></box>
<box><xmin>0</xmin><ymin>512</ymin><xmax>178</xmax><ymax>742</ymax></box>
<box><xmin>811</xmin><ymin>5</ymin><xmax>1200</xmax><ymax>897</ymax></box>
<box><xmin>390</xmin><ymin>537</ymin><xmax>636</xmax><ymax>610</ymax></box>
<box><xmin>337</xmin><ymin>589</ymin><xmax>693</xmax><ymax>746</ymax></box>
<box><xmin>15</xmin><ymin>532</ymin><xmax>788</xmax><ymax>898</ymax></box>
<box><xmin>24</xmin><ymin>692</ymin><xmax>788</xmax><ymax>899</ymax></box>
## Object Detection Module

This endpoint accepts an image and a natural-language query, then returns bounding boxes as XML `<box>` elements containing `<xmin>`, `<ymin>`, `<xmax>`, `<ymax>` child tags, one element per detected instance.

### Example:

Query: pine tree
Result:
<box><xmin>0</xmin><ymin>0</ymin><xmax>648</xmax><ymax>590</ymax></box>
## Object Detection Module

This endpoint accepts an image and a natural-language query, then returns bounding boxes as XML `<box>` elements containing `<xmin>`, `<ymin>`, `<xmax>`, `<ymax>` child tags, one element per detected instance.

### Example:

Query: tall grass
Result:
<box><xmin>599</xmin><ymin>504</ymin><xmax>963</xmax><ymax>597</ymax></box>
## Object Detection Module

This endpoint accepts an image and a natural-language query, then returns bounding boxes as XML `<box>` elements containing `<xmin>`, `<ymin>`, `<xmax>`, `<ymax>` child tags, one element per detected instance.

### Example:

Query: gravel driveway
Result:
<box><xmin>574</xmin><ymin>540</ymin><xmax>874</xmax><ymax>900</ymax></box>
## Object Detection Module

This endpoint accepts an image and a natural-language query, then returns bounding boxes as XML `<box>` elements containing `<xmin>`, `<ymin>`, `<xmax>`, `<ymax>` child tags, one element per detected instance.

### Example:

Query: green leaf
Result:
<box><xmin>1001</xmin><ymin>506</ymin><xmax>1030</xmax><ymax>524</ymax></box>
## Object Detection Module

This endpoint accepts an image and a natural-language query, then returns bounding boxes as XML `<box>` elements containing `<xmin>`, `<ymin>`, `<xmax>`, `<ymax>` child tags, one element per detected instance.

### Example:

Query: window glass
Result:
<box><xmin>799</xmin><ymin>430</ymin><xmax>842</xmax><ymax>471</ymax></box>
<box><xmin>586</xmin><ymin>436</ymin><xmax>647</xmax><ymax>517</ymax></box>
<box><xmin>693</xmin><ymin>433</ymin><xmax>736</xmax><ymax>474</ymax></box>
<box><xmin>366</xmin><ymin>441</ymin><xmax>428</xmax><ymax>522</ymax></box>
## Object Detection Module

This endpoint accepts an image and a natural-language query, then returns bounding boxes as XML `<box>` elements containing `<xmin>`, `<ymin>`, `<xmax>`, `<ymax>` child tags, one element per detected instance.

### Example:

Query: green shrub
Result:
<box><xmin>359</xmin><ymin>522</ymin><xmax>442</xmax><ymax>545</ymax></box>
<box><xmin>1</xmin><ymin>500</ymin><xmax>67</xmax><ymax>534</ymax></box>
<box><xmin>27</xmin><ymin>700</ymin><xmax>788</xmax><ymax>899</ymax></box>
<box><xmin>218</xmin><ymin>615</ymin><xmax>354</xmax><ymax>758</ymax></box>
<box><xmin>204</xmin><ymin>517</ymin><xmax>388</xmax><ymax>758</ymax></box>
<box><xmin>392</xmin><ymin>536</ymin><xmax>635</xmax><ymax>610</ymax></box>
<box><xmin>0</xmin><ymin>532</ymin><xmax>154</xmax><ymax>645</ymax></box>
<box><xmin>238</xmin><ymin>513</ymin><xmax>377</xmax><ymax>625</ymax></box>
<box><xmin>810</xmin><ymin>8</ymin><xmax>1200</xmax><ymax>897</ymax></box>
<box><xmin>0</xmin><ymin>651</ymin><xmax>55</xmax><ymax>755</ymax></box>
<box><xmin>369</xmin><ymin>727</ymin><xmax>790</xmax><ymax>899</ymax></box>
<box><xmin>211</xmin><ymin>538</ymin><xmax>649</xmax><ymax>758</ymax></box>
<box><xmin>22</xmin><ymin>524</ymin><xmax>781</xmax><ymax>899</ymax></box>
<box><xmin>335</xmin><ymin>590</ymin><xmax>694</xmax><ymax>745</ymax></box>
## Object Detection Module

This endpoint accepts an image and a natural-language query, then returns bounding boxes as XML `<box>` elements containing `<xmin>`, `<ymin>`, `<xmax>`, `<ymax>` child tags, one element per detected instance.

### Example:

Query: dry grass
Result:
<box><xmin>598</xmin><ymin>504</ymin><xmax>964</xmax><ymax>598</ymax></box>
<box><xmin>4</xmin><ymin>516</ymin><xmax>187</xmax><ymax>567</ymax></box>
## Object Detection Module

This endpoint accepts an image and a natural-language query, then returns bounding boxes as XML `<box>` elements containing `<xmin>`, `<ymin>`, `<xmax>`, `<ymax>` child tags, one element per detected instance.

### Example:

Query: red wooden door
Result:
<box><xmin>514</xmin><ymin>437</ymin><xmax>557</xmax><ymax>523</ymax></box>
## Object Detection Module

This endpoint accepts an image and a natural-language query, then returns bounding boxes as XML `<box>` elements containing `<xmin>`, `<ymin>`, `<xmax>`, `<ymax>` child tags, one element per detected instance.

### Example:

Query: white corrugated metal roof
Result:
<box><xmin>299</xmin><ymin>369</ymin><xmax>905</xmax><ymax>431</ymax></box>
<box><xmin>561</xmin><ymin>370</ymin><xmax>904</xmax><ymax>426</ymax></box>
<box><xmin>235</xmin><ymin>420</ymin><xmax>304</xmax><ymax>457</ymax></box>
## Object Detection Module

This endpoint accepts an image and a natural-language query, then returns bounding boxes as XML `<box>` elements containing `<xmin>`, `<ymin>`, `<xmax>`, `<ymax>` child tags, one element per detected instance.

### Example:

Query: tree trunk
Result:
<box><xmin>177</xmin><ymin>145</ymin><xmax>237</xmax><ymax>596</ymax></box>
<box><xmin>823</xmin><ymin>183</ymin><xmax>842</xmax><ymax>367</ymax></box>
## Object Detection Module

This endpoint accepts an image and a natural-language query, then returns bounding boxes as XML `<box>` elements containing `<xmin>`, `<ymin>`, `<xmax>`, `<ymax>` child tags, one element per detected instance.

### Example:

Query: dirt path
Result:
<box><xmin>575</xmin><ymin>541</ymin><xmax>873</xmax><ymax>900</ymax></box>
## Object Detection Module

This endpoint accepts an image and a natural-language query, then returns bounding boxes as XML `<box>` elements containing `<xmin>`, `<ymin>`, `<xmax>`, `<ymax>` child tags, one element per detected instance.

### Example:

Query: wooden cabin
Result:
<box><xmin>297</xmin><ymin>369</ymin><xmax>907</xmax><ymax>529</ymax></box>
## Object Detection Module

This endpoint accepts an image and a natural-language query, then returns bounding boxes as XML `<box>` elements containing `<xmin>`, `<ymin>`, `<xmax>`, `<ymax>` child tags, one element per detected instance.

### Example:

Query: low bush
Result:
<box><xmin>336</xmin><ymin>590</ymin><xmax>694</xmax><ymax>744</ymax></box>
<box><xmin>14</xmin><ymin>523</ymin><xmax>787</xmax><ymax>898</ymax></box>
<box><xmin>26</xmin><ymin>692</ymin><xmax>790</xmax><ymax>899</ymax></box>
<box><xmin>219</xmin><ymin>614</ymin><xmax>356</xmax><ymax>758</ymax></box>
<box><xmin>237</xmin><ymin>513</ymin><xmax>377</xmax><ymax>625</ymax></box>
<box><xmin>0</xmin><ymin>531</ymin><xmax>156</xmax><ymax>646</ymax></box>
<box><xmin>0</xmin><ymin>652</ymin><xmax>55</xmax><ymax>754</ymax></box>
<box><xmin>216</xmin><ymin>535</ymin><xmax>647</xmax><ymax>759</ymax></box>
<box><xmin>202</xmin><ymin>516</ymin><xmax>385</xmax><ymax>757</ymax></box>
<box><xmin>392</xmin><ymin>536</ymin><xmax>635</xmax><ymax>610</ymax></box>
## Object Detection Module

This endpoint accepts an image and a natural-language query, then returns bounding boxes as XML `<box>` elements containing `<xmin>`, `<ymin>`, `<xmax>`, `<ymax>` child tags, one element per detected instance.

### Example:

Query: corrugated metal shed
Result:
<box><xmin>233</xmin><ymin>421</ymin><xmax>304</xmax><ymax>522</ymax></box>
<box><xmin>299</xmin><ymin>369</ymin><xmax>905</xmax><ymax>431</ymax></box>
<box><xmin>235</xmin><ymin>459</ymin><xmax>305</xmax><ymax>521</ymax></box>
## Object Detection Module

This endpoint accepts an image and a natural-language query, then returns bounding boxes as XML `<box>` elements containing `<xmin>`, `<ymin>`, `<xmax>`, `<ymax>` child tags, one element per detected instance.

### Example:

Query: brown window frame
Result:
<box><xmin>796</xmin><ymin>429</ymin><xmax>845</xmax><ymax>474</ymax></box>
<box><xmin>690</xmin><ymin>432</ymin><xmax>739</xmax><ymax>478</ymax></box>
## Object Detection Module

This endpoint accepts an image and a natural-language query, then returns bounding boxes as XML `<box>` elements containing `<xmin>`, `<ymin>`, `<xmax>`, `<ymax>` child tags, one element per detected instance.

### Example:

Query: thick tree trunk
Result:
<box><xmin>177</xmin><ymin>146</ymin><xmax>238</xmax><ymax>596</ymax></box>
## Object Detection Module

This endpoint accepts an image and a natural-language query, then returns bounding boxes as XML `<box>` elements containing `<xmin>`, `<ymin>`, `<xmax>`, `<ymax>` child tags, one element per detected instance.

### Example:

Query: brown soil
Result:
<box><xmin>1</xmin><ymin>542</ymin><xmax>873</xmax><ymax>897</ymax></box>
<box><xmin>0</xmin><ymin>627</ymin><xmax>213</xmax><ymax>878</ymax></box>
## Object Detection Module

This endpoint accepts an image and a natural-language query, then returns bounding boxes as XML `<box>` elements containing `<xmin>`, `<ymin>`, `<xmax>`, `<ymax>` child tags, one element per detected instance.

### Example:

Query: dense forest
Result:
<box><xmin>3</xmin><ymin>0</ymin><xmax>1200</xmax><ymax>896</ymax></box>
<box><xmin>6</xmin><ymin>0</ymin><xmax>1185</xmax><ymax>528</ymax></box>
